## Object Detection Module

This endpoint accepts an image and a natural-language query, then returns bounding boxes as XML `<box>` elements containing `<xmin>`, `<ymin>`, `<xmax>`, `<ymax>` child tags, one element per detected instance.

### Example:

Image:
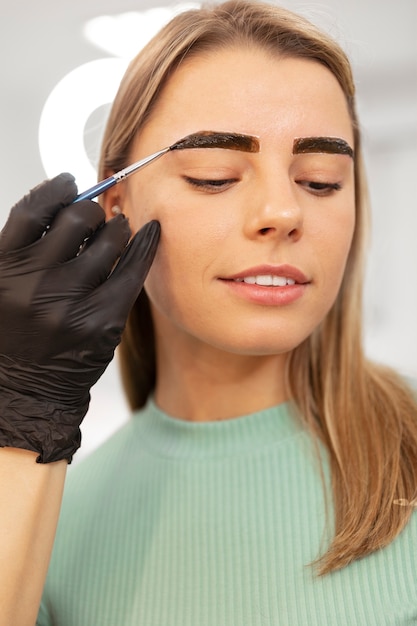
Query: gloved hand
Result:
<box><xmin>0</xmin><ymin>173</ymin><xmax>160</xmax><ymax>463</ymax></box>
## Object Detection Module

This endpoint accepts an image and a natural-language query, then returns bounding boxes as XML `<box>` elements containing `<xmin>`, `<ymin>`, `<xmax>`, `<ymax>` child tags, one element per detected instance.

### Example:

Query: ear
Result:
<box><xmin>101</xmin><ymin>175</ymin><xmax>127</xmax><ymax>221</ymax></box>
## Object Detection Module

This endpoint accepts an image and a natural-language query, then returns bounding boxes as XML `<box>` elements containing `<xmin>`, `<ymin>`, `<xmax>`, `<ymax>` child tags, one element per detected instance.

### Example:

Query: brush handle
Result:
<box><xmin>73</xmin><ymin>147</ymin><xmax>170</xmax><ymax>204</ymax></box>
<box><xmin>73</xmin><ymin>176</ymin><xmax>117</xmax><ymax>203</ymax></box>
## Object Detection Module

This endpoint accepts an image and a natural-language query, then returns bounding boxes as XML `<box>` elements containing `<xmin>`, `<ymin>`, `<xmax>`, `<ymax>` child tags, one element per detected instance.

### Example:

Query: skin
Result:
<box><xmin>0</xmin><ymin>449</ymin><xmax>66</xmax><ymax>624</ymax></box>
<box><xmin>104</xmin><ymin>46</ymin><xmax>355</xmax><ymax>421</ymax></box>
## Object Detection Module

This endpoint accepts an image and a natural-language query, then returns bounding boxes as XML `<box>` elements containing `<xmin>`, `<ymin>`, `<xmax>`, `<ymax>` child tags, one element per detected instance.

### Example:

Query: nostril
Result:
<box><xmin>259</xmin><ymin>227</ymin><xmax>272</xmax><ymax>235</ymax></box>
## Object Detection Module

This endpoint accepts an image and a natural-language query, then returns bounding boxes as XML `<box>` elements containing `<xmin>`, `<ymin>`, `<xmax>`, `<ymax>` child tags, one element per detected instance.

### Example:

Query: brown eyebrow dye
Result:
<box><xmin>293</xmin><ymin>136</ymin><xmax>354</xmax><ymax>159</ymax></box>
<box><xmin>170</xmin><ymin>131</ymin><xmax>260</xmax><ymax>153</ymax></box>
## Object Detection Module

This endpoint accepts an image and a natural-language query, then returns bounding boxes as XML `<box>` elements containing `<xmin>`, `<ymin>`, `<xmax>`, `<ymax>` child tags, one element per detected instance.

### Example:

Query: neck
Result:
<box><xmin>153</xmin><ymin>334</ymin><xmax>290</xmax><ymax>423</ymax></box>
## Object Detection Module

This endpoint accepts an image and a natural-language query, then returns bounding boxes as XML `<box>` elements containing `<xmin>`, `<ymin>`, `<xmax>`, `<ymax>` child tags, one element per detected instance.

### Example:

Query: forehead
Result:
<box><xmin>140</xmin><ymin>46</ymin><xmax>354</xmax><ymax>150</ymax></box>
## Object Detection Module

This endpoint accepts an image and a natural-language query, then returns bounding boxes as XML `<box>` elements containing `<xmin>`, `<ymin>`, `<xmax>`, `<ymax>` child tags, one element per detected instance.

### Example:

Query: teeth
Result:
<box><xmin>272</xmin><ymin>276</ymin><xmax>287</xmax><ymax>287</ymax></box>
<box><xmin>235</xmin><ymin>275</ymin><xmax>296</xmax><ymax>286</ymax></box>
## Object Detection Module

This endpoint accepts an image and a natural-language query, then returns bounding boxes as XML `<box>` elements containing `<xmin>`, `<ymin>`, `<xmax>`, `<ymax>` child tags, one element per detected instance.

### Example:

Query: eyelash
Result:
<box><xmin>184</xmin><ymin>177</ymin><xmax>238</xmax><ymax>192</ymax></box>
<box><xmin>296</xmin><ymin>180</ymin><xmax>342</xmax><ymax>196</ymax></box>
<box><xmin>183</xmin><ymin>176</ymin><xmax>342</xmax><ymax>196</ymax></box>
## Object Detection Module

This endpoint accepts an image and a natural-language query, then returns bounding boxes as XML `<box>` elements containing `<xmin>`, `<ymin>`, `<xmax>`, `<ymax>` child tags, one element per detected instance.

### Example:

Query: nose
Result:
<box><xmin>243</xmin><ymin>171</ymin><xmax>303</xmax><ymax>242</ymax></box>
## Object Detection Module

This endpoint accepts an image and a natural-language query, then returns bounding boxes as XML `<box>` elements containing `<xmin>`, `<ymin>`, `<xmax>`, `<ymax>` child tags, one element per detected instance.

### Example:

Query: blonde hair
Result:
<box><xmin>99</xmin><ymin>0</ymin><xmax>417</xmax><ymax>574</ymax></box>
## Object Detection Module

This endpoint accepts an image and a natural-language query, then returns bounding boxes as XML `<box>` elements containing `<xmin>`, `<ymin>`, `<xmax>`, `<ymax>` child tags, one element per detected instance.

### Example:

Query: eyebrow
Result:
<box><xmin>293</xmin><ymin>136</ymin><xmax>354</xmax><ymax>159</ymax></box>
<box><xmin>171</xmin><ymin>131</ymin><xmax>260</xmax><ymax>154</ymax></box>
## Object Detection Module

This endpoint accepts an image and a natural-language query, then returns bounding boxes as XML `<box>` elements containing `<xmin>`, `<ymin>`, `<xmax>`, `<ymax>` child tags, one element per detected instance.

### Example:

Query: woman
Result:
<box><xmin>0</xmin><ymin>1</ymin><xmax>416</xmax><ymax>624</ymax></box>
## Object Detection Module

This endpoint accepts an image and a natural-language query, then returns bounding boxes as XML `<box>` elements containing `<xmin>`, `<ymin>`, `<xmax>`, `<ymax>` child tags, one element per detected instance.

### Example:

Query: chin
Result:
<box><xmin>206</xmin><ymin>331</ymin><xmax>308</xmax><ymax>357</ymax></box>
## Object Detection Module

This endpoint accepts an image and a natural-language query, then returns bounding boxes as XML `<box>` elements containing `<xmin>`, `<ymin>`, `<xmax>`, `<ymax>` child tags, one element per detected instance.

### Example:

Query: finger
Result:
<box><xmin>0</xmin><ymin>173</ymin><xmax>78</xmax><ymax>252</ymax></box>
<box><xmin>110</xmin><ymin>220</ymin><xmax>160</xmax><ymax>287</ymax></box>
<box><xmin>55</xmin><ymin>221</ymin><xmax>160</xmax><ymax>350</ymax></box>
<box><xmin>70</xmin><ymin>214</ymin><xmax>132</xmax><ymax>289</ymax></box>
<box><xmin>95</xmin><ymin>220</ymin><xmax>161</xmax><ymax>319</ymax></box>
<box><xmin>36</xmin><ymin>200</ymin><xmax>105</xmax><ymax>264</ymax></box>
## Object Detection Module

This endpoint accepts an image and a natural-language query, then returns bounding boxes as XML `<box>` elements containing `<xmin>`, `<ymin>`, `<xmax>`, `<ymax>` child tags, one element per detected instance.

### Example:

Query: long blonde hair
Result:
<box><xmin>99</xmin><ymin>0</ymin><xmax>417</xmax><ymax>574</ymax></box>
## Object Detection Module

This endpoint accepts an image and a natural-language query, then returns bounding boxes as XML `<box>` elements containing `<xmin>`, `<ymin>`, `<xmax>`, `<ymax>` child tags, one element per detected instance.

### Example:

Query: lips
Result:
<box><xmin>221</xmin><ymin>264</ymin><xmax>310</xmax><ymax>286</ymax></box>
<box><xmin>219</xmin><ymin>264</ymin><xmax>309</xmax><ymax>306</ymax></box>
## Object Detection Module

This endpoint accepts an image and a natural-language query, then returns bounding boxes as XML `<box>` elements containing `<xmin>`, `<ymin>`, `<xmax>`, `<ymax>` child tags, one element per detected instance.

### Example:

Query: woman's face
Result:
<box><xmin>114</xmin><ymin>47</ymin><xmax>355</xmax><ymax>357</ymax></box>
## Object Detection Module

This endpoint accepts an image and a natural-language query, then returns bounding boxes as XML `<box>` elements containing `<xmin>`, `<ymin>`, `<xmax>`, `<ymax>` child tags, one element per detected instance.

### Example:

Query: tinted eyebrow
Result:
<box><xmin>171</xmin><ymin>131</ymin><xmax>260</xmax><ymax>153</ymax></box>
<box><xmin>293</xmin><ymin>136</ymin><xmax>354</xmax><ymax>159</ymax></box>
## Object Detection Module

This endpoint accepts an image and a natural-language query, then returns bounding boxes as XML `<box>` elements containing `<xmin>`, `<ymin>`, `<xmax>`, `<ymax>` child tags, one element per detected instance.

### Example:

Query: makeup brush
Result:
<box><xmin>73</xmin><ymin>131</ymin><xmax>259</xmax><ymax>203</ymax></box>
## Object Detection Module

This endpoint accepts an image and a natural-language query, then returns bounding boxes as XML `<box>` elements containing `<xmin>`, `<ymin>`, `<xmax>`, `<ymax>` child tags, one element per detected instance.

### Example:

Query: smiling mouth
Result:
<box><xmin>221</xmin><ymin>264</ymin><xmax>310</xmax><ymax>288</ymax></box>
<box><xmin>232</xmin><ymin>275</ymin><xmax>297</xmax><ymax>286</ymax></box>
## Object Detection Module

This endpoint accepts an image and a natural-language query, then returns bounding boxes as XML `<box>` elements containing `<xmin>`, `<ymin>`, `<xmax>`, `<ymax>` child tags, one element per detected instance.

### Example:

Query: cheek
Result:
<box><xmin>314</xmin><ymin>202</ymin><xmax>356</xmax><ymax>292</ymax></box>
<box><xmin>123</xmin><ymin>196</ymin><xmax>162</xmax><ymax>235</ymax></box>
<box><xmin>123</xmin><ymin>170</ymin><xmax>176</xmax><ymax>233</ymax></box>
<box><xmin>143</xmin><ymin>235</ymin><xmax>205</xmax><ymax>329</ymax></box>
<box><xmin>141</xmin><ymin>197</ymin><xmax>234</xmax><ymax>320</ymax></box>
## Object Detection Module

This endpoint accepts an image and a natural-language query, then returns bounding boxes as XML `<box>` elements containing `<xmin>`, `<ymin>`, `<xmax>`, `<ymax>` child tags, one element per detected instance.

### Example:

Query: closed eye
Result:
<box><xmin>296</xmin><ymin>180</ymin><xmax>342</xmax><ymax>196</ymax></box>
<box><xmin>183</xmin><ymin>176</ymin><xmax>238</xmax><ymax>193</ymax></box>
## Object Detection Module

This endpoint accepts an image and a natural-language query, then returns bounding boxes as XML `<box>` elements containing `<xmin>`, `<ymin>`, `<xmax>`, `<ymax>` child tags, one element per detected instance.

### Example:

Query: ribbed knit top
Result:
<box><xmin>38</xmin><ymin>398</ymin><xmax>417</xmax><ymax>625</ymax></box>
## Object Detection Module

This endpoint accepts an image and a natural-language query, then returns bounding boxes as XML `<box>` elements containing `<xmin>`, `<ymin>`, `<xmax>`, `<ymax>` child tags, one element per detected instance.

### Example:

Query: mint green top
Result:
<box><xmin>37</xmin><ymin>398</ymin><xmax>417</xmax><ymax>625</ymax></box>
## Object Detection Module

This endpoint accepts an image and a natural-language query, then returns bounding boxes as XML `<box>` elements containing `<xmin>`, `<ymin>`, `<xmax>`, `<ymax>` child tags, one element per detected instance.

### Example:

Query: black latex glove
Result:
<box><xmin>0</xmin><ymin>173</ymin><xmax>160</xmax><ymax>463</ymax></box>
